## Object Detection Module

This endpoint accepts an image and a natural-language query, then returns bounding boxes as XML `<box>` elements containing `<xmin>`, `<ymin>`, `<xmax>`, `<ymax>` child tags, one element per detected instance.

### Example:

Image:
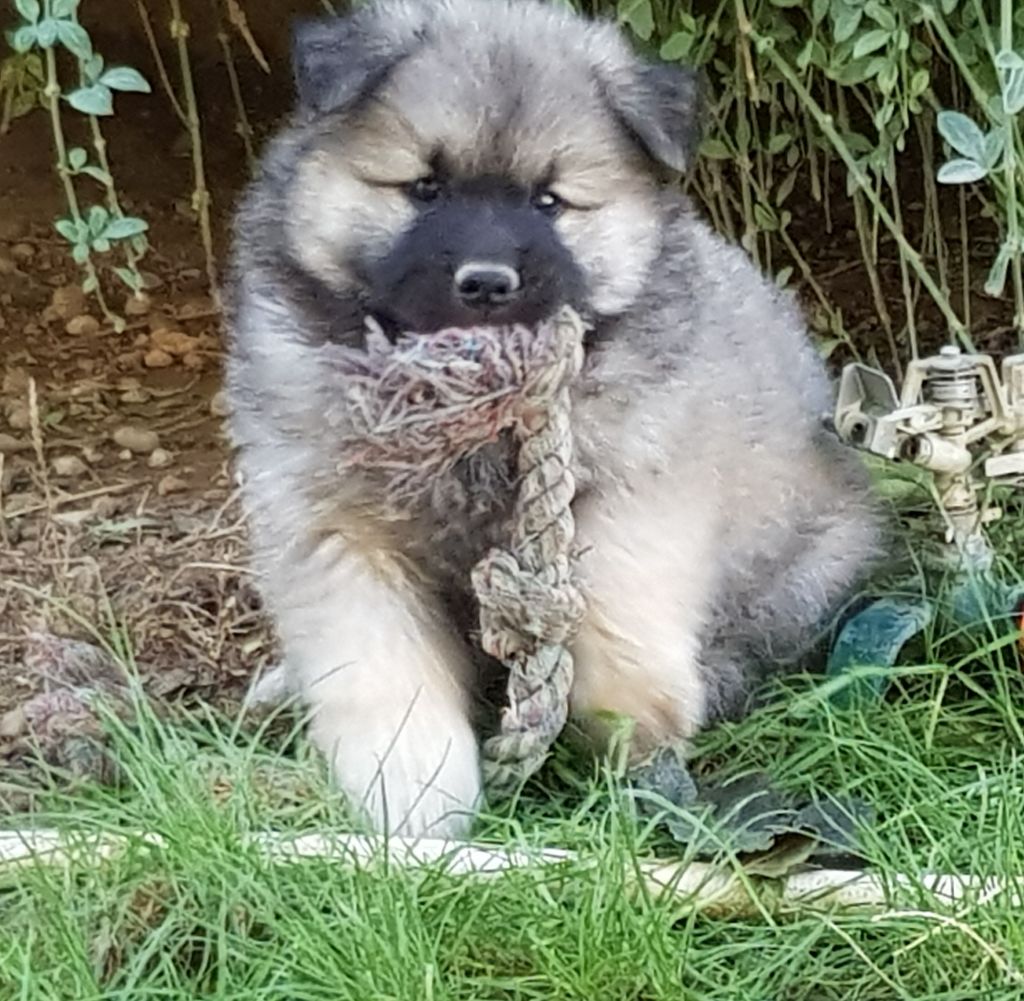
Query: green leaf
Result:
<box><xmin>985</xmin><ymin>241</ymin><xmax>1012</xmax><ymax>297</ymax></box>
<box><xmin>659</xmin><ymin>31</ymin><xmax>694</xmax><ymax>62</ymax></box>
<box><xmin>936</xmin><ymin>110</ymin><xmax>986</xmax><ymax>161</ymax></box>
<box><xmin>936</xmin><ymin>158</ymin><xmax>987</xmax><ymax>184</ymax></box>
<box><xmin>797</xmin><ymin>39</ymin><xmax>826</xmax><ymax>70</ymax></box>
<box><xmin>1003</xmin><ymin>66</ymin><xmax>1024</xmax><ymax>115</ymax></box>
<box><xmin>83</xmin><ymin>53</ymin><xmax>104</xmax><ymax>82</ymax></box>
<box><xmin>939</xmin><ymin>0</ymin><xmax>959</xmax><ymax>13</ymax></box>
<box><xmin>774</xmin><ymin>266</ymin><xmax>794</xmax><ymax>288</ymax></box>
<box><xmin>54</xmin><ymin>218</ymin><xmax>80</xmax><ymax>243</ymax></box>
<box><xmin>52</xmin><ymin>0</ymin><xmax>80</xmax><ymax>17</ymax></box>
<box><xmin>864</xmin><ymin>1</ymin><xmax>896</xmax><ymax>30</ymax></box>
<box><xmin>99</xmin><ymin>66</ymin><xmax>151</xmax><ymax>94</ymax></box>
<box><xmin>87</xmin><ymin>204</ymin><xmax>109</xmax><ymax>237</ymax></box>
<box><xmin>995</xmin><ymin>50</ymin><xmax>1024</xmax><ymax>72</ymax></box>
<box><xmin>852</xmin><ymin>29</ymin><xmax>890</xmax><ymax>59</ymax></box>
<box><xmin>767</xmin><ymin>132</ymin><xmax>792</xmax><ymax>155</ymax></box>
<box><xmin>67</xmin><ymin>146</ymin><xmax>87</xmax><ymax>171</ymax></box>
<box><xmin>81</xmin><ymin>273</ymin><xmax>98</xmax><ymax>294</ymax></box>
<box><xmin>115</xmin><ymin>266</ymin><xmax>143</xmax><ymax>291</ymax></box>
<box><xmin>35</xmin><ymin>17</ymin><xmax>57</xmax><ymax>47</ymax></box>
<box><xmin>130</xmin><ymin>235</ymin><xmax>149</xmax><ymax>256</ymax></box>
<box><xmin>910</xmin><ymin>68</ymin><xmax>930</xmax><ymax>98</ymax></box>
<box><xmin>72</xmin><ymin>242</ymin><xmax>90</xmax><ymax>264</ymax></box>
<box><xmin>833</xmin><ymin>5</ymin><xmax>863</xmax><ymax>44</ymax></box>
<box><xmin>812</xmin><ymin>0</ymin><xmax>830</xmax><ymax>25</ymax></box>
<box><xmin>11</xmin><ymin>25</ymin><xmax>38</xmax><ymax>53</ymax></box>
<box><xmin>67</xmin><ymin>83</ymin><xmax>113</xmax><ymax>116</ymax></box>
<box><xmin>832</xmin><ymin>57</ymin><xmax>880</xmax><ymax>86</ymax></box>
<box><xmin>877</xmin><ymin>60</ymin><xmax>899</xmax><ymax>94</ymax></box>
<box><xmin>776</xmin><ymin>168</ymin><xmax>798</xmax><ymax>205</ymax></box>
<box><xmin>92</xmin><ymin>236</ymin><xmax>111</xmax><ymax>253</ymax></box>
<box><xmin>753</xmin><ymin>203</ymin><xmax>778</xmax><ymax>231</ymax></box>
<box><xmin>983</xmin><ymin>131</ymin><xmax>1006</xmax><ymax>169</ymax></box>
<box><xmin>617</xmin><ymin>0</ymin><xmax>653</xmax><ymax>41</ymax></box>
<box><xmin>80</xmin><ymin>166</ymin><xmax>112</xmax><ymax>185</ymax></box>
<box><xmin>56</xmin><ymin>21</ymin><xmax>91</xmax><ymax>60</ymax></box>
<box><xmin>736</xmin><ymin>115</ymin><xmax>751</xmax><ymax>151</ymax></box>
<box><xmin>15</xmin><ymin>0</ymin><xmax>41</xmax><ymax>24</ymax></box>
<box><xmin>816</xmin><ymin>336</ymin><xmax>844</xmax><ymax>360</ymax></box>
<box><xmin>698</xmin><ymin>137</ymin><xmax>731</xmax><ymax>160</ymax></box>
<box><xmin>103</xmin><ymin>216</ymin><xmax>149</xmax><ymax>240</ymax></box>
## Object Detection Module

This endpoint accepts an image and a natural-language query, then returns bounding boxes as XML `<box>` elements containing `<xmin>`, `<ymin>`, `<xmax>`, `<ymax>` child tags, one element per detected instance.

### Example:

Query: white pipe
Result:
<box><xmin>2</xmin><ymin>829</ymin><xmax>1018</xmax><ymax>919</ymax></box>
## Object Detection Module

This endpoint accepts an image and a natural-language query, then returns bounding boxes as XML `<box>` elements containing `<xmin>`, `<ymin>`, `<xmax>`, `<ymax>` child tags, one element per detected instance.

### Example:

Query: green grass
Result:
<box><xmin>2</xmin><ymin>603</ymin><xmax>1024</xmax><ymax>1000</ymax></box>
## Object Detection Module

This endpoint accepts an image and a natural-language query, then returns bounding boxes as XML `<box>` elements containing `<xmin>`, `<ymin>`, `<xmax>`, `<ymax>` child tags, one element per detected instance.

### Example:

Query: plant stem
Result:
<box><xmin>168</xmin><ymin>0</ymin><xmax>219</xmax><ymax>303</ymax></box>
<box><xmin>135</xmin><ymin>0</ymin><xmax>187</xmax><ymax>126</ymax></box>
<box><xmin>42</xmin><ymin>42</ymin><xmax>111</xmax><ymax>320</ymax></box>
<box><xmin>213</xmin><ymin>0</ymin><xmax>255</xmax><ymax>170</ymax></box>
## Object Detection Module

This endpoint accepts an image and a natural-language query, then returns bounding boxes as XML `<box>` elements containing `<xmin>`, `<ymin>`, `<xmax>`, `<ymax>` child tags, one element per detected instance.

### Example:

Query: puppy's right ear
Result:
<box><xmin>291</xmin><ymin>16</ymin><xmax>414</xmax><ymax>114</ymax></box>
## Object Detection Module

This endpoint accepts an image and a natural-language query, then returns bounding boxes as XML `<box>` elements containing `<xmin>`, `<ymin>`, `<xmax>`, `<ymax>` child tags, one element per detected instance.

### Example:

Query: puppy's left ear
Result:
<box><xmin>602</xmin><ymin>61</ymin><xmax>704</xmax><ymax>175</ymax></box>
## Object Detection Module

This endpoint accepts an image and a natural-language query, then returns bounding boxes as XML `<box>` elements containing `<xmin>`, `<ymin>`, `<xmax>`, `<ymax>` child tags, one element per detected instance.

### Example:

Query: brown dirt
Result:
<box><xmin>0</xmin><ymin>47</ymin><xmax>286</xmax><ymax>783</ymax></box>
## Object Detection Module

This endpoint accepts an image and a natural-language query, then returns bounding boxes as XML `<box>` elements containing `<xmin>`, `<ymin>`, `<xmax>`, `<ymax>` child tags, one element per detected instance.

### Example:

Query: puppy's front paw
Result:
<box><xmin>310</xmin><ymin>687</ymin><xmax>482</xmax><ymax>838</ymax></box>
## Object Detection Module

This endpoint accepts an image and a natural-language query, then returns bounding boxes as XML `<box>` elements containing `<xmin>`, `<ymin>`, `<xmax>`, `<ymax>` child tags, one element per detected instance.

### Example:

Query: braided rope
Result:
<box><xmin>473</xmin><ymin>310</ymin><xmax>586</xmax><ymax>799</ymax></box>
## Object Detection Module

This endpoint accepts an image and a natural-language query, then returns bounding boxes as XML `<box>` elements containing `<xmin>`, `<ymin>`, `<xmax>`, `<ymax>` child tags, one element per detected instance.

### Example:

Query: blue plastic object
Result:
<box><xmin>826</xmin><ymin>564</ymin><xmax>1024</xmax><ymax>707</ymax></box>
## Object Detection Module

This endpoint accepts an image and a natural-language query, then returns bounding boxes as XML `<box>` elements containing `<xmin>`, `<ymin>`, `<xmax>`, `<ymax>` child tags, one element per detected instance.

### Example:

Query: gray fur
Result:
<box><xmin>223</xmin><ymin>0</ymin><xmax>883</xmax><ymax>837</ymax></box>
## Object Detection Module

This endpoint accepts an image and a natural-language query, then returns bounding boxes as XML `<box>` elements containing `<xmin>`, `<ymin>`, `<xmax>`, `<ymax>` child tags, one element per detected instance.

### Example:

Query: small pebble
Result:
<box><xmin>0</xmin><ymin>707</ymin><xmax>27</xmax><ymax>739</ymax></box>
<box><xmin>148</xmin><ymin>448</ymin><xmax>173</xmax><ymax>469</ymax></box>
<box><xmin>150</xmin><ymin>329</ymin><xmax>199</xmax><ymax>357</ymax></box>
<box><xmin>157</xmin><ymin>474</ymin><xmax>187</xmax><ymax>496</ymax></box>
<box><xmin>83</xmin><ymin>445</ymin><xmax>104</xmax><ymax>464</ymax></box>
<box><xmin>144</xmin><ymin>348</ymin><xmax>174</xmax><ymax>369</ymax></box>
<box><xmin>148</xmin><ymin>311</ymin><xmax>175</xmax><ymax>332</ymax></box>
<box><xmin>177</xmin><ymin>295</ymin><xmax>215</xmax><ymax>319</ymax></box>
<box><xmin>65</xmin><ymin>314</ymin><xmax>100</xmax><ymax>337</ymax></box>
<box><xmin>182</xmin><ymin>352</ymin><xmax>204</xmax><ymax>371</ymax></box>
<box><xmin>124</xmin><ymin>293</ymin><xmax>151</xmax><ymax>317</ymax></box>
<box><xmin>112</xmin><ymin>425</ymin><xmax>159</xmax><ymax>454</ymax></box>
<box><xmin>45</xmin><ymin>284</ymin><xmax>88</xmax><ymax>323</ymax></box>
<box><xmin>209</xmin><ymin>390</ymin><xmax>230</xmax><ymax>418</ymax></box>
<box><xmin>120</xmin><ymin>387</ymin><xmax>150</xmax><ymax>404</ymax></box>
<box><xmin>2</xmin><ymin>368</ymin><xmax>29</xmax><ymax>395</ymax></box>
<box><xmin>10</xmin><ymin>243</ymin><xmax>35</xmax><ymax>262</ymax></box>
<box><xmin>52</xmin><ymin>455</ymin><xmax>88</xmax><ymax>478</ymax></box>
<box><xmin>6</xmin><ymin>403</ymin><xmax>30</xmax><ymax>431</ymax></box>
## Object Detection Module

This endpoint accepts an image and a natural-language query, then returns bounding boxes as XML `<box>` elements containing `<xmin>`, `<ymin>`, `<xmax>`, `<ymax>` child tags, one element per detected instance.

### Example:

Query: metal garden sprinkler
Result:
<box><xmin>825</xmin><ymin>346</ymin><xmax>1024</xmax><ymax>703</ymax></box>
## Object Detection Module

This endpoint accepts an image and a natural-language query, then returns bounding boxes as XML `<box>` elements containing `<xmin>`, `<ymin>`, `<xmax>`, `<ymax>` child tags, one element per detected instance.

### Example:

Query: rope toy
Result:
<box><xmin>334</xmin><ymin>307</ymin><xmax>588</xmax><ymax>799</ymax></box>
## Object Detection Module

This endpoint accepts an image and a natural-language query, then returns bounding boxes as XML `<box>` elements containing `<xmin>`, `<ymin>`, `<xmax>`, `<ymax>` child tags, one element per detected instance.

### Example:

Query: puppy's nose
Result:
<box><xmin>454</xmin><ymin>262</ymin><xmax>522</xmax><ymax>307</ymax></box>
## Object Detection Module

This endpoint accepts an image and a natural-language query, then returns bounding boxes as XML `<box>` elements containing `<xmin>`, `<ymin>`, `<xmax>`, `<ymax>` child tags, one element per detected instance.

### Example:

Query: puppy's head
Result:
<box><xmin>283</xmin><ymin>0</ymin><xmax>701</xmax><ymax>333</ymax></box>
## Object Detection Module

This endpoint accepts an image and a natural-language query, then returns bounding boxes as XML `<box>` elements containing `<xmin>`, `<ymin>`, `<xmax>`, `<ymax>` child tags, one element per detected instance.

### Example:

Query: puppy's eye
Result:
<box><xmin>408</xmin><ymin>175</ymin><xmax>441</xmax><ymax>203</ymax></box>
<box><xmin>531</xmin><ymin>188</ymin><xmax>563</xmax><ymax>216</ymax></box>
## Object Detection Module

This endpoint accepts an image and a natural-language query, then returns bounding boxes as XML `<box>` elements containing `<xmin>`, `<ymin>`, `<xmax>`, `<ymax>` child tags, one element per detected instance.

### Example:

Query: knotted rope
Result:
<box><xmin>335</xmin><ymin>307</ymin><xmax>588</xmax><ymax>798</ymax></box>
